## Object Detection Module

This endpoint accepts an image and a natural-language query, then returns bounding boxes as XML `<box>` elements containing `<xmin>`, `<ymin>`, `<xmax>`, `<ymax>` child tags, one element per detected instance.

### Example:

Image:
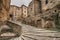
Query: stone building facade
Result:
<box><xmin>21</xmin><ymin>5</ymin><xmax>28</xmax><ymax>18</ymax></box>
<box><xmin>16</xmin><ymin>7</ymin><xmax>22</xmax><ymax>21</ymax></box>
<box><xmin>9</xmin><ymin>5</ymin><xmax>28</xmax><ymax>21</ymax></box>
<box><xmin>26</xmin><ymin>0</ymin><xmax>42</xmax><ymax>27</ymax></box>
<box><xmin>41</xmin><ymin>0</ymin><xmax>60</xmax><ymax>28</ymax></box>
<box><xmin>25</xmin><ymin>0</ymin><xmax>60</xmax><ymax>28</ymax></box>
<box><xmin>28</xmin><ymin>0</ymin><xmax>42</xmax><ymax>17</ymax></box>
<box><xmin>9</xmin><ymin>5</ymin><xmax>22</xmax><ymax>21</ymax></box>
<box><xmin>9</xmin><ymin>0</ymin><xmax>60</xmax><ymax>28</ymax></box>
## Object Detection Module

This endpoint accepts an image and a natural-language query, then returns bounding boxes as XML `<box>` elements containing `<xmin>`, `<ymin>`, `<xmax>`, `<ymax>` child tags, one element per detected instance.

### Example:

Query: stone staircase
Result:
<box><xmin>6</xmin><ymin>21</ymin><xmax>60</xmax><ymax>40</ymax></box>
<box><xmin>21</xmin><ymin>22</ymin><xmax>60</xmax><ymax>40</ymax></box>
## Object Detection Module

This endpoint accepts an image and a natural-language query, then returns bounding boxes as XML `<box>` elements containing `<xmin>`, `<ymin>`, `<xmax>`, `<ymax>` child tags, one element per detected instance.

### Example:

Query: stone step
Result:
<box><xmin>24</xmin><ymin>30</ymin><xmax>58</xmax><ymax>33</ymax></box>
<box><xmin>21</xmin><ymin>36</ymin><xmax>34</xmax><ymax>40</ymax></box>
<box><xmin>22</xmin><ymin>34</ymin><xmax>55</xmax><ymax>40</ymax></box>
<box><xmin>10</xmin><ymin>37</ymin><xmax>21</xmax><ymax>40</ymax></box>
<box><xmin>22</xmin><ymin>35</ymin><xmax>38</xmax><ymax>40</ymax></box>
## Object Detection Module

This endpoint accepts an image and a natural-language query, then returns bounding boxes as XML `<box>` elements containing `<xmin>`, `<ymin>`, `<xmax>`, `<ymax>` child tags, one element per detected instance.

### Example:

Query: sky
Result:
<box><xmin>11</xmin><ymin>0</ymin><xmax>32</xmax><ymax>7</ymax></box>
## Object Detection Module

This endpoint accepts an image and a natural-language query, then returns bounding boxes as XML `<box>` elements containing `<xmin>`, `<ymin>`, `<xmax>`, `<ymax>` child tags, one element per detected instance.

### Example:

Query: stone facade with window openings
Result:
<box><xmin>41</xmin><ymin>0</ymin><xmax>60</xmax><ymax>28</ymax></box>
<box><xmin>21</xmin><ymin>5</ymin><xmax>28</xmax><ymax>18</ymax></box>
<box><xmin>9</xmin><ymin>5</ymin><xmax>22</xmax><ymax>21</ymax></box>
<box><xmin>9</xmin><ymin>0</ymin><xmax>60</xmax><ymax>28</ymax></box>
<box><xmin>23</xmin><ymin>0</ymin><xmax>60</xmax><ymax>28</ymax></box>
<box><xmin>9</xmin><ymin>5</ymin><xmax>28</xmax><ymax>21</ymax></box>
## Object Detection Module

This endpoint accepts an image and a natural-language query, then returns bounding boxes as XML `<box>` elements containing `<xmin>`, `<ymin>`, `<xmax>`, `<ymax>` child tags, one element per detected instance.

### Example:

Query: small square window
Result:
<box><xmin>55</xmin><ymin>10</ymin><xmax>57</xmax><ymax>12</ymax></box>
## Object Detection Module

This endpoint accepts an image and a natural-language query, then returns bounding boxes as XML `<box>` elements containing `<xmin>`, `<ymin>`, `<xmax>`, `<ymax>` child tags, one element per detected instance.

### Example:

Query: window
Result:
<box><xmin>10</xmin><ymin>14</ymin><xmax>13</xmax><ymax>17</ymax></box>
<box><xmin>25</xmin><ymin>8</ymin><xmax>26</xmax><ymax>9</ymax></box>
<box><xmin>46</xmin><ymin>0</ymin><xmax>48</xmax><ymax>4</ymax></box>
<box><xmin>55</xmin><ymin>10</ymin><xmax>57</xmax><ymax>12</ymax></box>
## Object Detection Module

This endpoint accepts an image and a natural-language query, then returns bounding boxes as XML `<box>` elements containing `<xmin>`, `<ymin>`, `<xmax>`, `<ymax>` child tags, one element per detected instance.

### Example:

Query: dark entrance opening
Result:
<box><xmin>10</xmin><ymin>14</ymin><xmax>13</xmax><ymax>18</ymax></box>
<box><xmin>46</xmin><ymin>0</ymin><xmax>48</xmax><ymax>4</ymax></box>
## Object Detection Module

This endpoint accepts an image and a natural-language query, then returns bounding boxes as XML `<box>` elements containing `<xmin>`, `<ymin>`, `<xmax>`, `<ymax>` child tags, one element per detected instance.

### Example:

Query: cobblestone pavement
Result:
<box><xmin>9</xmin><ymin>21</ymin><xmax>60</xmax><ymax>40</ymax></box>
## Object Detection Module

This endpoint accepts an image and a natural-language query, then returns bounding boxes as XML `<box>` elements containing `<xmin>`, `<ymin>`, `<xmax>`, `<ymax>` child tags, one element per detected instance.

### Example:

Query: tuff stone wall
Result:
<box><xmin>9</xmin><ymin>5</ymin><xmax>28</xmax><ymax>21</ymax></box>
<box><xmin>0</xmin><ymin>0</ymin><xmax>10</xmax><ymax>26</ymax></box>
<box><xmin>21</xmin><ymin>0</ymin><xmax>60</xmax><ymax>29</ymax></box>
<box><xmin>9</xmin><ymin>5</ymin><xmax>20</xmax><ymax>21</ymax></box>
<box><xmin>21</xmin><ymin>5</ymin><xmax>28</xmax><ymax>18</ymax></box>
